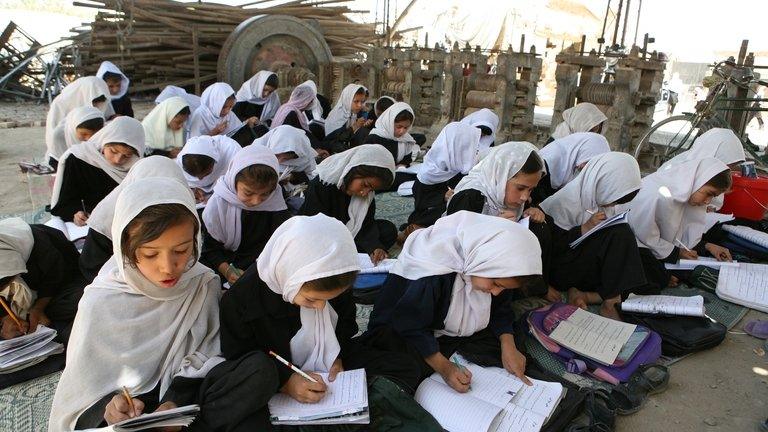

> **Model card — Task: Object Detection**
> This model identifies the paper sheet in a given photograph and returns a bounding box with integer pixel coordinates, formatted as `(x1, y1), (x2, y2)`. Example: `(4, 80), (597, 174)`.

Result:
(622, 294), (705, 317)
(45, 217), (89, 241)
(549, 308), (636, 365)
(268, 369), (368, 420)
(490, 403), (545, 432)
(722, 224), (768, 249)
(716, 263), (768, 313)
(397, 180), (415, 196)
(703, 212), (734, 231)
(414, 378), (502, 432)
(357, 253), (397, 274)
(395, 163), (422, 175)
(665, 257), (739, 271)
(569, 211), (629, 248)
(447, 355), (522, 408)
(518, 216), (530, 229)
(510, 379), (565, 419)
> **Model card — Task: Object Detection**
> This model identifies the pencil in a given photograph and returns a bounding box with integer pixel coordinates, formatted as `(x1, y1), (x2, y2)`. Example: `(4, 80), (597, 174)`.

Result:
(122, 386), (136, 416)
(0, 296), (25, 334)
(80, 199), (89, 217)
(269, 350), (319, 383)
(674, 238), (692, 252)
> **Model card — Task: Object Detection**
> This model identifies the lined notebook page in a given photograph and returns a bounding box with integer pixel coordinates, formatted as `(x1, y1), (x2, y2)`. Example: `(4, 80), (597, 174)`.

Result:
(569, 211), (628, 248)
(268, 369), (367, 419)
(716, 263), (768, 313)
(723, 224), (768, 249)
(549, 308), (636, 365)
(622, 294), (705, 317)
(414, 378), (502, 432)
(490, 404), (545, 432)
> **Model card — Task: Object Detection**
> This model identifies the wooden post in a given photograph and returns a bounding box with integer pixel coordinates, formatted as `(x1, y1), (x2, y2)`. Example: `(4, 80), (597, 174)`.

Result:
(192, 26), (200, 95)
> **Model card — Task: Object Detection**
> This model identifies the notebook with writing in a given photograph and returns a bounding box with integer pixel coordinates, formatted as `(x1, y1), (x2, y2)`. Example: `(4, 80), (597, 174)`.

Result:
(716, 263), (768, 313)
(569, 211), (629, 249)
(621, 294), (705, 317)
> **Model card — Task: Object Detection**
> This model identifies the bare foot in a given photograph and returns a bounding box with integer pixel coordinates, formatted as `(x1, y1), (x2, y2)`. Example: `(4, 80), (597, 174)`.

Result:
(544, 286), (563, 303)
(668, 275), (679, 287)
(397, 224), (423, 245)
(567, 287), (589, 310)
(599, 297), (623, 321)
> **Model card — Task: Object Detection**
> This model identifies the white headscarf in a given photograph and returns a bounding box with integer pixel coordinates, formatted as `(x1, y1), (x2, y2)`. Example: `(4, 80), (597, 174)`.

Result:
(315, 144), (395, 237)
(417, 121), (482, 185)
(96, 61), (130, 99)
(324, 84), (367, 134)
(142, 96), (189, 151)
(88, 156), (190, 239)
(539, 132), (611, 189)
(255, 125), (317, 179)
(156, 85), (201, 112)
(45, 76), (110, 161)
(257, 214), (360, 372)
(51, 116), (145, 207)
(203, 145), (287, 251)
(551, 103), (608, 140)
(461, 108), (500, 150)
(368, 102), (419, 164)
(176, 135), (241, 192)
(0, 218), (34, 279)
(188, 83), (241, 137)
(391, 211), (542, 337)
(48, 177), (223, 432)
(302, 80), (325, 121)
(540, 152), (641, 230)
(625, 157), (729, 258)
(450, 142), (542, 219)
(49, 106), (105, 161)
(235, 71), (280, 122)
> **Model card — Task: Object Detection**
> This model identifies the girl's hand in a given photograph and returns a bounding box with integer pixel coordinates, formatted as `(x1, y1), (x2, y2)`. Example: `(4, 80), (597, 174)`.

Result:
(168, 147), (182, 159)
(192, 188), (206, 204)
(523, 207), (545, 223)
(211, 121), (228, 135)
(444, 187), (455, 202)
(500, 334), (531, 385)
(438, 361), (472, 393)
(499, 209), (519, 220)
(679, 248), (699, 260)
(544, 286), (563, 303)
(155, 401), (181, 432)
(370, 249), (388, 265)
(352, 118), (366, 132)
(328, 358), (344, 381)
(0, 315), (28, 339)
(104, 393), (144, 424)
(315, 149), (330, 161)
(581, 211), (606, 234)
(281, 372), (327, 403)
(705, 243), (732, 262)
(27, 308), (50, 333)
(73, 211), (89, 226)
(363, 119), (374, 128)
(246, 116), (260, 128)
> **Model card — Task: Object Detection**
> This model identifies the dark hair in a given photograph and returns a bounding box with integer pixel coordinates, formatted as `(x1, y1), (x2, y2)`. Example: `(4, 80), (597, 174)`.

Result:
(343, 165), (394, 189)
(265, 74), (279, 89)
(477, 125), (492, 136)
(305, 270), (359, 292)
(614, 189), (639, 205)
(234, 164), (278, 190)
(92, 95), (107, 104)
(705, 169), (733, 192)
(517, 274), (547, 297)
(121, 203), (199, 267)
(518, 151), (544, 175)
(182, 154), (215, 177)
(175, 106), (191, 117)
(375, 97), (395, 114)
(104, 142), (139, 157)
(77, 117), (105, 132)
(393, 109), (414, 124)
(354, 87), (368, 97)
(102, 71), (123, 82)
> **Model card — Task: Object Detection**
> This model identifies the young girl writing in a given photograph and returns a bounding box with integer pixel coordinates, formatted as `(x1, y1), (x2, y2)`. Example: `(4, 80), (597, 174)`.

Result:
(256, 125), (317, 203)
(50, 116), (145, 225)
(96, 61), (133, 118)
(548, 102), (607, 143)
(141, 96), (190, 157)
(201, 145), (291, 285)
(363, 211), (545, 391)
(48, 106), (105, 165)
(233, 71), (280, 131)
(175, 135), (241, 204)
(299, 144), (397, 264)
(323, 84), (370, 153)
(539, 152), (646, 319)
(270, 83), (325, 151)
(460, 108), (499, 150)
(49, 177), (276, 431)
(188, 82), (258, 146)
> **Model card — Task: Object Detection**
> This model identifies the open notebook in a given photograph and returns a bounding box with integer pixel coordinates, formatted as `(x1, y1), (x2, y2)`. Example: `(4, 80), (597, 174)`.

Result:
(665, 257), (739, 271)
(569, 211), (628, 249)
(357, 253), (397, 274)
(621, 294), (705, 317)
(81, 404), (200, 431)
(0, 325), (63, 373)
(548, 308), (637, 365)
(722, 224), (768, 249)
(45, 216), (90, 241)
(268, 368), (369, 425)
(716, 263), (768, 313)
(414, 355), (564, 432)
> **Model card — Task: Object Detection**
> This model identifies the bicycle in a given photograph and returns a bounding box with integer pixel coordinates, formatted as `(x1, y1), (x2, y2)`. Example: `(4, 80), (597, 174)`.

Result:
(633, 60), (768, 173)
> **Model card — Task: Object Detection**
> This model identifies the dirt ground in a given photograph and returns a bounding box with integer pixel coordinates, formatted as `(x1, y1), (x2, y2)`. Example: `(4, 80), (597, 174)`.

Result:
(0, 101), (766, 431)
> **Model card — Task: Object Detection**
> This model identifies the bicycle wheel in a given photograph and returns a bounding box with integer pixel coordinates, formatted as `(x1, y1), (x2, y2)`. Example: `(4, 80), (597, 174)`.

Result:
(634, 114), (702, 173)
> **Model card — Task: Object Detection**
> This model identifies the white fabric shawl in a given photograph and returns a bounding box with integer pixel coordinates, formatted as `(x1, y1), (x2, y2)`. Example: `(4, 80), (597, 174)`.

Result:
(257, 214), (360, 371)
(88, 156), (190, 238)
(324, 83), (367, 134)
(48, 177), (222, 432)
(45, 76), (110, 161)
(176, 135), (241, 192)
(540, 152), (641, 230)
(315, 144), (395, 237)
(460, 108), (500, 149)
(188, 83), (241, 137)
(156, 85), (201, 112)
(255, 125), (317, 179)
(368, 102), (419, 164)
(625, 157), (729, 258)
(449, 141), (542, 219)
(539, 132), (610, 189)
(203, 145), (287, 251)
(96, 61), (130, 99)
(551, 103), (608, 140)
(49, 106), (105, 161)
(51, 116), (146, 207)
(0, 218), (34, 279)
(142, 96), (189, 151)
(417, 121), (482, 185)
(391, 211), (542, 338)
(235, 71), (280, 122)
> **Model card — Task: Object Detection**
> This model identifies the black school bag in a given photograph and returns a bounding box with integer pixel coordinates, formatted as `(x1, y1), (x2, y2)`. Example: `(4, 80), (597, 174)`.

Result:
(619, 312), (727, 357)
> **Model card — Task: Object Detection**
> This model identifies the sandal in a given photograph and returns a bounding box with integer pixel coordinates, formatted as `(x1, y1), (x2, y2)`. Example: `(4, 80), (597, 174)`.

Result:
(630, 364), (670, 396)
(608, 364), (670, 415)
(565, 389), (615, 431)
(744, 320), (768, 339)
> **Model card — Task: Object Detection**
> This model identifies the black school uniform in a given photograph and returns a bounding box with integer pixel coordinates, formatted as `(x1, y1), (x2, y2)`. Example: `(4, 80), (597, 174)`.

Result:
(110, 94), (134, 118)
(232, 101), (270, 138)
(219, 264), (421, 392)
(49, 155), (119, 222)
(530, 161), (557, 207)
(362, 273), (516, 379)
(281, 111), (327, 152)
(299, 177), (397, 253)
(362, 134), (417, 191)
(407, 173), (465, 227)
(446, 188), (553, 286)
(201, 209), (291, 279)
(78, 229), (113, 283)
(323, 116), (369, 155)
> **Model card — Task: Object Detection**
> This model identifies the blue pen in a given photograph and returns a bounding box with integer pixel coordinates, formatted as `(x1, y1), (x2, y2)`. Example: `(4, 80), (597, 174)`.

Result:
(451, 358), (472, 390)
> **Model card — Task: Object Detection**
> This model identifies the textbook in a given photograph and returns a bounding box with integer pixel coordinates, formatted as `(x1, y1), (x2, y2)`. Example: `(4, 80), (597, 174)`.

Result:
(569, 211), (629, 249)
(548, 308), (636, 365)
(45, 216), (90, 241)
(716, 263), (768, 313)
(621, 294), (705, 317)
(0, 325), (63, 373)
(268, 368), (369, 425)
(414, 355), (564, 432)
(81, 404), (200, 431)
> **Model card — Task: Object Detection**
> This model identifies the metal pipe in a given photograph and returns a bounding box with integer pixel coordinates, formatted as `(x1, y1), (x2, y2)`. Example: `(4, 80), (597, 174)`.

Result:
(599, 0), (612, 54)
(621, 0), (631, 47)
(633, 0), (642, 46)
(612, 0), (624, 47)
